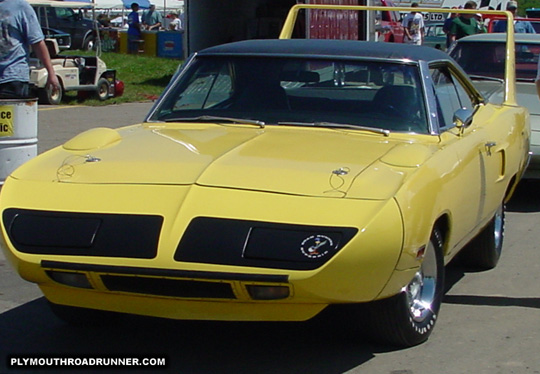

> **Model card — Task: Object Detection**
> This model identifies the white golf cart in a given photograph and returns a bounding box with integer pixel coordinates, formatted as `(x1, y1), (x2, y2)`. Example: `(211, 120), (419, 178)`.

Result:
(28, 0), (123, 105)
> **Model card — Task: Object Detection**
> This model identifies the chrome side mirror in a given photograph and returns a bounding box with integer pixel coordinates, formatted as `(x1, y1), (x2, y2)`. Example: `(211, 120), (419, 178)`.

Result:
(453, 108), (473, 129)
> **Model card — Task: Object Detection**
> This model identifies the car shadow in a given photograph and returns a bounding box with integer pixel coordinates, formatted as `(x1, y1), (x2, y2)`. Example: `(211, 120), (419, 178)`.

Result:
(507, 179), (540, 213)
(443, 265), (540, 310)
(1, 298), (380, 374)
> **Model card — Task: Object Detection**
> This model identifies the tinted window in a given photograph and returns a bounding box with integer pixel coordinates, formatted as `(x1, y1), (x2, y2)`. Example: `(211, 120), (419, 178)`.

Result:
(152, 57), (429, 133)
(451, 41), (539, 80)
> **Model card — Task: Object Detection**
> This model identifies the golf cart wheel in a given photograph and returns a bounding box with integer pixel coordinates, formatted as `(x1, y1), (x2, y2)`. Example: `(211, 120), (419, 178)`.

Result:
(38, 81), (63, 105)
(96, 78), (110, 101)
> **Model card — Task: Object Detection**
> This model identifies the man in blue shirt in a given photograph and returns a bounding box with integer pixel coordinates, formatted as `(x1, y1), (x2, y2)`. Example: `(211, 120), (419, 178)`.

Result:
(127, 2), (142, 54)
(493, 1), (536, 33)
(0, 0), (59, 98)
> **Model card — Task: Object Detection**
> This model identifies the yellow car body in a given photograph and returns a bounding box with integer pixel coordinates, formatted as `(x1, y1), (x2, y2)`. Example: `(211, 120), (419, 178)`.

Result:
(0, 6), (530, 347)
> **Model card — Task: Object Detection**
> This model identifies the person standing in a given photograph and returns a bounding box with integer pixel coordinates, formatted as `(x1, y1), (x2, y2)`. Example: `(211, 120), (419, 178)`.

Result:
(142, 4), (162, 31)
(127, 2), (142, 54)
(493, 1), (536, 33)
(443, 7), (458, 48)
(449, 1), (484, 44)
(0, 0), (59, 99)
(402, 2), (425, 45)
(168, 12), (183, 32)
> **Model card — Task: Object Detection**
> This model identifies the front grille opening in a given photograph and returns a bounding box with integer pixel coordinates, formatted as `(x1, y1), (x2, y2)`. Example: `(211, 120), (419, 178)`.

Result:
(101, 275), (236, 299)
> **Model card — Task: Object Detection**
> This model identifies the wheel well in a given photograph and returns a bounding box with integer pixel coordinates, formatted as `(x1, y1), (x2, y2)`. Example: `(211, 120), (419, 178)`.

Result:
(433, 214), (450, 255)
(504, 174), (519, 203)
(82, 32), (96, 49)
(83, 31), (94, 42)
(56, 75), (64, 89)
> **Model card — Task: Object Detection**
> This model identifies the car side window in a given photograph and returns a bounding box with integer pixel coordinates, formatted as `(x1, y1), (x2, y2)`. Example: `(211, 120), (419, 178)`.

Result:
(430, 67), (473, 130)
(55, 8), (74, 19)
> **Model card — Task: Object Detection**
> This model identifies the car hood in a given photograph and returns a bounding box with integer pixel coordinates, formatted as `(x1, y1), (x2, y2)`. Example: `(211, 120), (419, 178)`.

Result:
(12, 123), (434, 200)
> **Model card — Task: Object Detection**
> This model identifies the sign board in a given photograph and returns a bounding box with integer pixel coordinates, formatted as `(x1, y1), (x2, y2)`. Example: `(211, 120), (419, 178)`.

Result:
(423, 12), (446, 21)
(0, 106), (14, 138)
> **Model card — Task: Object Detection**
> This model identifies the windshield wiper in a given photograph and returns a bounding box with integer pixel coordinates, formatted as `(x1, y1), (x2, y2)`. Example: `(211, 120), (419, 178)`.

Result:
(165, 115), (265, 128)
(278, 121), (390, 136)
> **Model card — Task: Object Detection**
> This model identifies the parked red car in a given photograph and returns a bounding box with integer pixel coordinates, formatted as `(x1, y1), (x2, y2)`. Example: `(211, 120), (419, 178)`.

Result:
(306, 0), (404, 43)
(375, 0), (405, 43)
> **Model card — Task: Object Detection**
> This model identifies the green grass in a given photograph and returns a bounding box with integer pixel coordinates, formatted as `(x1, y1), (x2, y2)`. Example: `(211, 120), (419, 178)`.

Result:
(62, 52), (182, 106)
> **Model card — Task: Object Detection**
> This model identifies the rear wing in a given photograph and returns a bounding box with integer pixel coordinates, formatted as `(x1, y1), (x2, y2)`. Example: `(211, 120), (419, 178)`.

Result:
(280, 4), (518, 106)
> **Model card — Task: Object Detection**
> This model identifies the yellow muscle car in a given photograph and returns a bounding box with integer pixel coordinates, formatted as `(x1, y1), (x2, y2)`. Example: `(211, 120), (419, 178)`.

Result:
(0, 6), (529, 347)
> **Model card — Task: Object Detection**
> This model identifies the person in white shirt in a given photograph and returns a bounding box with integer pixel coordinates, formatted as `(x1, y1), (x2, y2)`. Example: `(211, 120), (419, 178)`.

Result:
(169, 12), (182, 32)
(402, 2), (425, 45)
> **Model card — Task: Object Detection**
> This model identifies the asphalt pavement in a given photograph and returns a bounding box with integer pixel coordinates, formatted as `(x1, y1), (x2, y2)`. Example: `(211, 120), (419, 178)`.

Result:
(36, 102), (155, 154)
(0, 102), (539, 374)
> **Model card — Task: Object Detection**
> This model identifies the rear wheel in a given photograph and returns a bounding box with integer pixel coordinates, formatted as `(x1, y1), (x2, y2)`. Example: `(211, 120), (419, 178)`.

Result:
(458, 203), (504, 269)
(96, 78), (110, 101)
(38, 81), (62, 105)
(364, 228), (445, 347)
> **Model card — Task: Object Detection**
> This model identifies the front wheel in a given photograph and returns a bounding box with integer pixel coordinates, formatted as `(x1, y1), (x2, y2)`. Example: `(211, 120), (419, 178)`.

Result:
(364, 228), (445, 347)
(82, 35), (95, 51)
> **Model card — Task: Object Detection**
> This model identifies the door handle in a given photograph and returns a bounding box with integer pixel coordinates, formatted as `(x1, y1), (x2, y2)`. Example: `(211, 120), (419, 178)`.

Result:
(485, 142), (496, 156)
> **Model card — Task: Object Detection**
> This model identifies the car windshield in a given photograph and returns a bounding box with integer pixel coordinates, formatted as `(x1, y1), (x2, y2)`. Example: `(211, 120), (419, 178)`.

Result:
(150, 56), (429, 134)
(426, 24), (445, 37)
(451, 41), (540, 81)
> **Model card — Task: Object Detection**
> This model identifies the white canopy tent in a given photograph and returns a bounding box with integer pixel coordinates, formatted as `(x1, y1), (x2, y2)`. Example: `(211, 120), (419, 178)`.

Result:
(93, 0), (124, 9)
(94, 0), (183, 11)
(27, 0), (94, 7)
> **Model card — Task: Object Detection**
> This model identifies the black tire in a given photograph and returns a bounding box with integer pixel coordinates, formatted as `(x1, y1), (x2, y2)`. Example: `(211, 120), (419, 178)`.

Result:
(458, 203), (504, 270)
(38, 81), (62, 105)
(48, 301), (122, 326)
(82, 35), (95, 51)
(364, 228), (445, 347)
(96, 78), (110, 101)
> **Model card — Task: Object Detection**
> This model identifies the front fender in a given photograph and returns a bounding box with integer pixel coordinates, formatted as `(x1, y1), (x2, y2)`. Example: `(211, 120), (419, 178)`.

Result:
(291, 198), (404, 302)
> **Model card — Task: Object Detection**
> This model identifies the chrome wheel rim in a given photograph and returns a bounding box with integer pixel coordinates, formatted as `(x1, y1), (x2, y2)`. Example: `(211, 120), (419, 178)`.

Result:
(493, 205), (504, 252)
(405, 240), (438, 323)
(49, 86), (61, 102)
(99, 84), (108, 98)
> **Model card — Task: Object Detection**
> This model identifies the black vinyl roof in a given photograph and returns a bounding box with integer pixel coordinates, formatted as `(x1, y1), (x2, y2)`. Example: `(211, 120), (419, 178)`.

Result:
(198, 39), (453, 63)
